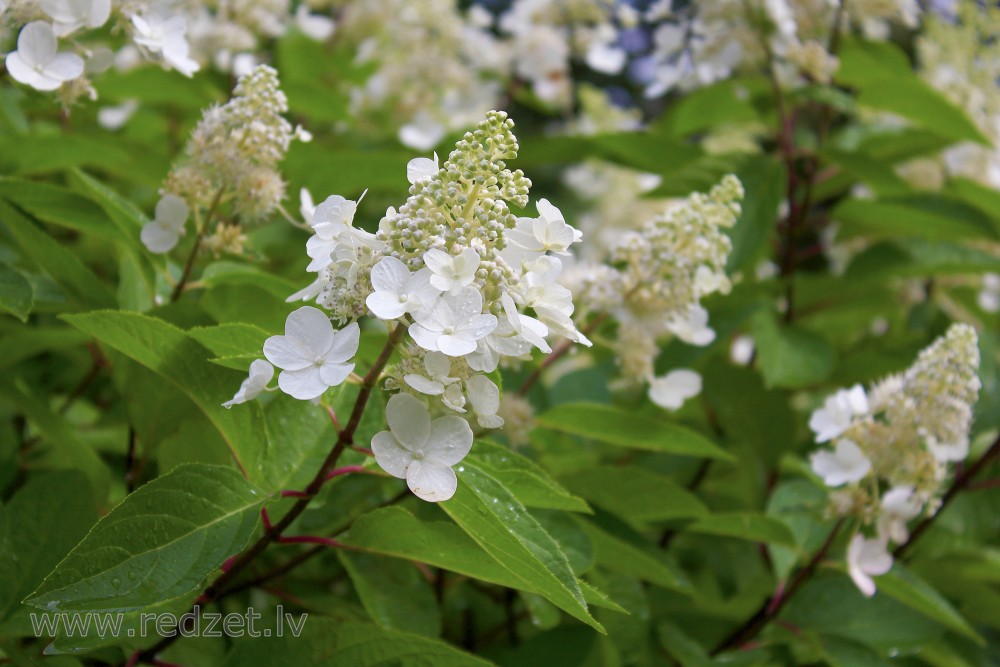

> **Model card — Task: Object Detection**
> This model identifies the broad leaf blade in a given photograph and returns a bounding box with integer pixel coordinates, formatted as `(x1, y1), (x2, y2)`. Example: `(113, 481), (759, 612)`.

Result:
(26, 464), (264, 613)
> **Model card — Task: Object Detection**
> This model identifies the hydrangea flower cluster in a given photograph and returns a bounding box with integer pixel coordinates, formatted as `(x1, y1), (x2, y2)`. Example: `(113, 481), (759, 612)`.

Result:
(141, 64), (306, 254)
(566, 174), (743, 409)
(227, 111), (590, 502)
(808, 323), (981, 596)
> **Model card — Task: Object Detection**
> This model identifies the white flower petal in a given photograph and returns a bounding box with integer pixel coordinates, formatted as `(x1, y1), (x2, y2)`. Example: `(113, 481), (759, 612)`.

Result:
(155, 194), (189, 230)
(425, 416), (473, 467)
(43, 51), (84, 81)
(325, 321), (360, 363)
(404, 374), (445, 395)
(371, 431), (412, 479)
(649, 369), (702, 411)
(318, 361), (353, 387)
(438, 334), (478, 357)
(406, 155), (438, 185)
(285, 306), (336, 357)
(366, 291), (407, 320)
(277, 367), (328, 400)
(18, 22), (57, 68)
(386, 392), (431, 450)
(140, 222), (179, 254)
(810, 438), (871, 487)
(406, 460), (458, 502)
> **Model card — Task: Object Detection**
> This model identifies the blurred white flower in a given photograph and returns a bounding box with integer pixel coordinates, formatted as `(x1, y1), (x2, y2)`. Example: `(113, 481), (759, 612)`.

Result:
(222, 359), (274, 408)
(366, 256), (441, 320)
(585, 41), (626, 74)
(140, 194), (188, 254)
(877, 486), (923, 544)
(263, 307), (359, 400)
(649, 369), (702, 411)
(809, 385), (869, 443)
(371, 393), (473, 502)
(978, 273), (1000, 313)
(97, 99), (139, 130)
(810, 438), (871, 487)
(6, 21), (85, 91)
(299, 188), (317, 225)
(847, 534), (893, 597)
(666, 304), (716, 346)
(730, 335), (755, 366)
(409, 287), (497, 357)
(40, 0), (110, 36)
(131, 14), (199, 77)
(295, 4), (335, 41)
(424, 247), (481, 295)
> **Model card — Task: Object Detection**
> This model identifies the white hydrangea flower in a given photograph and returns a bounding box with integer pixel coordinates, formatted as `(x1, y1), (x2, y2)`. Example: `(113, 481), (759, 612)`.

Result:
(404, 351), (460, 396)
(585, 41), (627, 74)
(877, 486), (923, 544)
(666, 304), (716, 346)
(40, 0), (110, 36)
(97, 99), (139, 131)
(294, 4), (335, 41)
(371, 393), (474, 502)
(408, 287), (497, 357)
(222, 359), (274, 408)
(263, 307), (359, 400)
(366, 256), (441, 320)
(648, 369), (702, 411)
(500, 293), (550, 353)
(730, 335), (755, 366)
(131, 14), (199, 77)
(140, 195), (188, 254)
(508, 199), (582, 257)
(406, 153), (439, 185)
(809, 385), (869, 443)
(424, 248), (481, 295)
(6, 22), (85, 91)
(306, 194), (363, 271)
(467, 374), (504, 429)
(299, 188), (317, 226)
(810, 438), (871, 487)
(847, 534), (893, 597)
(977, 273), (1000, 313)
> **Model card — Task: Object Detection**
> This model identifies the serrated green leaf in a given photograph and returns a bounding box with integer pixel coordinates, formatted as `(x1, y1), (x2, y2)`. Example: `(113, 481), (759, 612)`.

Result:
(467, 441), (590, 512)
(443, 462), (602, 632)
(561, 467), (707, 526)
(26, 464), (264, 613)
(534, 403), (732, 460)
(577, 517), (689, 592)
(62, 311), (273, 486)
(187, 322), (269, 359)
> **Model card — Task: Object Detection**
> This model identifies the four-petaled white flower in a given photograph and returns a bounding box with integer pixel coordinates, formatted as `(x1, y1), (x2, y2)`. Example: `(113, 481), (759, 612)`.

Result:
(306, 193), (364, 271)
(809, 385), (869, 443)
(366, 256), (441, 320)
(409, 287), (497, 357)
(263, 307), (359, 400)
(131, 14), (199, 77)
(406, 153), (439, 185)
(223, 359), (274, 408)
(40, 0), (110, 36)
(6, 21), (85, 91)
(140, 194), (188, 254)
(509, 199), (582, 256)
(424, 247), (481, 295)
(648, 369), (702, 411)
(810, 438), (871, 487)
(878, 486), (923, 544)
(847, 534), (893, 597)
(371, 393), (473, 502)
(404, 351), (459, 396)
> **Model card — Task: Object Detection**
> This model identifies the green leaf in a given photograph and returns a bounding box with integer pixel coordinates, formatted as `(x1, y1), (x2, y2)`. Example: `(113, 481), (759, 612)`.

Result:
(26, 464), (264, 613)
(0, 380), (110, 495)
(534, 403), (732, 460)
(833, 196), (997, 242)
(655, 80), (761, 139)
(187, 323), (269, 359)
(222, 618), (493, 667)
(200, 262), (301, 300)
(62, 311), (270, 487)
(726, 156), (785, 273)
(0, 471), (98, 624)
(467, 440), (590, 512)
(338, 551), (440, 637)
(836, 38), (911, 87)
(561, 467), (707, 526)
(876, 564), (983, 645)
(846, 238), (1000, 281)
(0, 200), (116, 309)
(751, 310), (835, 389)
(683, 512), (796, 547)
(577, 517), (689, 592)
(442, 462), (602, 631)
(0, 265), (32, 322)
(856, 78), (988, 145)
